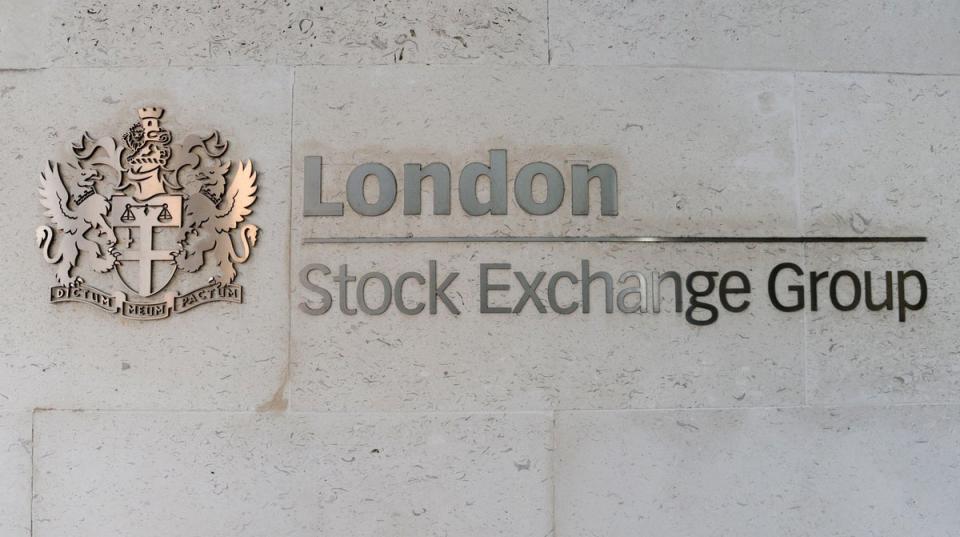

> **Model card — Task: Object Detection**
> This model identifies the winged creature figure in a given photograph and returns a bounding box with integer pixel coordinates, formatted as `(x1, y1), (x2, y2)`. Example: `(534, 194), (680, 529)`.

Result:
(36, 161), (119, 285)
(173, 159), (259, 284)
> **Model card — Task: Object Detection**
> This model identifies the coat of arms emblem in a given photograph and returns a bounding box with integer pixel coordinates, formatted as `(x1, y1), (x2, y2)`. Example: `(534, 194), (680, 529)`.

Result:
(36, 107), (259, 320)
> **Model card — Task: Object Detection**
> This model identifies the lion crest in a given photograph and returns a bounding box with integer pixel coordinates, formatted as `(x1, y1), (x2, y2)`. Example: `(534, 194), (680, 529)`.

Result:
(36, 106), (260, 320)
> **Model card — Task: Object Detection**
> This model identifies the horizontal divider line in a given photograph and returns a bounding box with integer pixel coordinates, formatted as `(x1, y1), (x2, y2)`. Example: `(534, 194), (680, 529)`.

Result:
(302, 235), (927, 244)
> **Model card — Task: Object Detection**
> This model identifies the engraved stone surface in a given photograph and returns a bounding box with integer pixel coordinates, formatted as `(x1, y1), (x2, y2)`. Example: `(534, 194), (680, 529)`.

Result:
(798, 73), (960, 405)
(0, 66), (292, 411)
(45, 0), (547, 67)
(33, 411), (553, 537)
(556, 406), (960, 536)
(0, 413), (31, 537)
(550, 0), (960, 74)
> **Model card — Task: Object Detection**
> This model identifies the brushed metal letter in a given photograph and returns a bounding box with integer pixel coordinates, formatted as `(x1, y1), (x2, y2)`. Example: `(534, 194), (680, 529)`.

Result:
(580, 260), (613, 313)
(403, 163), (451, 215)
(768, 263), (804, 312)
(347, 163), (397, 216)
(332, 264), (357, 315)
(357, 272), (392, 315)
(653, 271), (682, 314)
(395, 272), (426, 315)
(515, 162), (564, 215)
(829, 270), (862, 311)
(686, 271), (720, 325)
(897, 270), (926, 322)
(547, 271), (579, 314)
(616, 271), (647, 313)
(430, 260), (460, 314)
(572, 163), (618, 215)
(298, 263), (332, 315)
(719, 271), (751, 312)
(459, 150), (508, 216)
(864, 271), (894, 311)
(513, 271), (547, 313)
(480, 263), (512, 313)
(303, 156), (344, 216)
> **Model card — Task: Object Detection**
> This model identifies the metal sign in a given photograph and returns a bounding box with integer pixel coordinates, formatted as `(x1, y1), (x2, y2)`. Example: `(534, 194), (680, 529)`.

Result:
(298, 155), (929, 326)
(36, 107), (259, 320)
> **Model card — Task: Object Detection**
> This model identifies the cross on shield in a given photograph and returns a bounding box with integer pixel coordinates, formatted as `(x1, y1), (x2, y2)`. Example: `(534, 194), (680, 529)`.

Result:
(108, 194), (183, 297)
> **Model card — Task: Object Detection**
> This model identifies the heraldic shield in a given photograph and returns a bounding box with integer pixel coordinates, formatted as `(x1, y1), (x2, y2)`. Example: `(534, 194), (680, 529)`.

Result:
(108, 194), (183, 297)
(36, 107), (259, 320)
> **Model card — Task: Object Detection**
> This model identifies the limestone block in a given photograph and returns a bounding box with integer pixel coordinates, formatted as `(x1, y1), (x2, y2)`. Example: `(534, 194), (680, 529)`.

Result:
(556, 406), (960, 536)
(550, 0), (960, 74)
(47, 0), (547, 66)
(798, 73), (960, 404)
(0, 413), (31, 537)
(0, 0), (49, 68)
(0, 66), (292, 411)
(33, 411), (553, 537)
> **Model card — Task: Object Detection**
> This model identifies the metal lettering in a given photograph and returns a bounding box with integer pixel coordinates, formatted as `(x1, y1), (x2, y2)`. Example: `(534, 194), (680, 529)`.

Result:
(514, 162), (564, 216)
(809, 270), (830, 311)
(403, 163), (451, 215)
(829, 270), (862, 311)
(357, 272), (392, 315)
(347, 163), (397, 216)
(719, 271), (751, 312)
(299, 263), (332, 315)
(768, 262), (804, 312)
(513, 271), (547, 313)
(864, 271), (894, 311)
(459, 149), (508, 216)
(547, 271), (579, 314)
(580, 260), (613, 313)
(572, 163), (618, 215)
(333, 264), (357, 315)
(897, 270), (926, 322)
(480, 263), (511, 313)
(686, 271), (719, 326)
(616, 271), (647, 313)
(395, 272), (426, 315)
(303, 156), (344, 216)
(654, 271), (683, 314)
(430, 260), (460, 314)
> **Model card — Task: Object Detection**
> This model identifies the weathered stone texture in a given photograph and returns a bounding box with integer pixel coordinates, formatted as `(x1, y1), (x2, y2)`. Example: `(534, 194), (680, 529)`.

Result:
(798, 73), (960, 405)
(42, 0), (546, 67)
(551, 0), (960, 74)
(33, 411), (553, 537)
(557, 406), (960, 536)
(0, 413), (31, 537)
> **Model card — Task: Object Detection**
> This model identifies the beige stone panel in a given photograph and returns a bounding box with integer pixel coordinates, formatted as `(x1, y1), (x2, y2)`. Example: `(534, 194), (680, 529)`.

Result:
(0, 66), (291, 411)
(0, 0), (49, 68)
(0, 413), (31, 537)
(556, 406), (960, 537)
(46, 0), (546, 67)
(550, 0), (960, 74)
(33, 410), (553, 537)
(293, 65), (797, 238)
(799, 73), (960, 404)
(291, 242), (803, 411)
(802, 243), (951, 405)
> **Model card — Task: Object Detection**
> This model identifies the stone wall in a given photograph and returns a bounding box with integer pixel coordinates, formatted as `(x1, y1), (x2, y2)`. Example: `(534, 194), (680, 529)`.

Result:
(2, 1), (960, 535)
